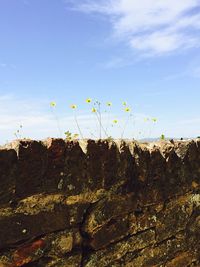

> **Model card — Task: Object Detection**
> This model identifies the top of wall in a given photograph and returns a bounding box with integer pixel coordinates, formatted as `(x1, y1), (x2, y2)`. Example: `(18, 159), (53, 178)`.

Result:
(0, 138), (200, 208)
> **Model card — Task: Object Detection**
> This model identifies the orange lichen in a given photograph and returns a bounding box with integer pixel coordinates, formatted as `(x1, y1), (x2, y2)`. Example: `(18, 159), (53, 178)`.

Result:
(10, 239), (45, 267)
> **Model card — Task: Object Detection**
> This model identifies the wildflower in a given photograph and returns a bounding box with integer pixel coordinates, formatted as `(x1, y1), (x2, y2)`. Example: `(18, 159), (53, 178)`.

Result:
(113, 119), (118, 124)
(144, 118), (149, 122)
(86, 98), (92, 103)
(152, 118), (157, 123)
(73, 133), (79, 139)
(50, 101), (56, 107)
(124, 107), (131, 112)
(92, 107), (97, 113)
(122, 101), (127, 106)
(70, 104), (77, 109)
(107, 102), (112, 107)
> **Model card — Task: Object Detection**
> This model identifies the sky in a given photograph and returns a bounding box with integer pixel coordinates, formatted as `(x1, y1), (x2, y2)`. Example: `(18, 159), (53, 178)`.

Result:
(0, 0), (200, 144)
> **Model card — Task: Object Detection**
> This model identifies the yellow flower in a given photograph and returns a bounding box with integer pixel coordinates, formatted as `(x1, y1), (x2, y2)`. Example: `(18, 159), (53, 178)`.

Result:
(92, 107), (97, 113)
(113, 119), (118, 124)
(122, 101), (127, 106)
(107, 102), (112, 107)
(50, 101), (56, 107)
(70, 104), (77, 109)
(125, 107), (131, 112)
(73, 133), (79, 139)
(152, 118), (157, 123)
(86, 98), (92, 103)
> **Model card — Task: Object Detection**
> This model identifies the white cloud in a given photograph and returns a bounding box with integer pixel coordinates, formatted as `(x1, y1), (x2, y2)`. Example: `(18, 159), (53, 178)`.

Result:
(70, 0), (200, 55)
(130, 32), (182, 54)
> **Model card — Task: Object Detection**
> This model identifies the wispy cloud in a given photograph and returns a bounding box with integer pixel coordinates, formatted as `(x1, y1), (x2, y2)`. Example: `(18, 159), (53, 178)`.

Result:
(0, 94), (51, 133)
(179, 117), (200, 124)
(0, 63), (7, 68)
(192, 66), (200, 77)
(100, 56), (133, 69)
(69, 0), (200, 56)
(0, 63), (16, 69)
(163, 61), (200, 80)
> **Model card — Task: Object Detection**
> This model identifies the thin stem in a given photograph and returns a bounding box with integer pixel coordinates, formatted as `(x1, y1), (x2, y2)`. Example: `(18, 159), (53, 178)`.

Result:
(51, 108), (62, 138)
(131, 114), (136, 139)
(74, 111), (84, 139)
(14, 133), (19, 139)
(105, 108), (111, 134)
(55, 115), (62, 138)
(121, 114), (131, 139)
(14, 124), (23, 139)
(93, 101), (108, 139)
(98, 102), (102, 139)
(95, 110), (109, 138)
(90, 131), (98, 139)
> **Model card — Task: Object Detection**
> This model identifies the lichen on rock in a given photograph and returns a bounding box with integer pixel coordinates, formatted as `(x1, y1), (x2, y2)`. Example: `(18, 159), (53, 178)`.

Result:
(0, 138), (199, 266)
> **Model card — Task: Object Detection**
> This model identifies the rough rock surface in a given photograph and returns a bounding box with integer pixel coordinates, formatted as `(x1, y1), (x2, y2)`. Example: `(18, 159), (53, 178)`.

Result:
(0, 138), (200, 267)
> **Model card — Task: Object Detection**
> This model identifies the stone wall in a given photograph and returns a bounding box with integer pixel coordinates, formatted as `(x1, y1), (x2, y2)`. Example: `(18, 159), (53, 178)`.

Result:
(0, 138), (199, 267)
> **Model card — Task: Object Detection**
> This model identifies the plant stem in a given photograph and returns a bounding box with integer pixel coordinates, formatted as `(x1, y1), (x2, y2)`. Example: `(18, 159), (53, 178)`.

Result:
(121, 114), (131, 139)
(51, 108), (62, 138)
(105, 109), (111, 135)
(74, 111), (84, 139)
(95, 110), (109, 138)
(90, 132), (98, 139)
(55, 115), (62, 138)
(131, 114), (136, 139)
(98, 102), (102, 139)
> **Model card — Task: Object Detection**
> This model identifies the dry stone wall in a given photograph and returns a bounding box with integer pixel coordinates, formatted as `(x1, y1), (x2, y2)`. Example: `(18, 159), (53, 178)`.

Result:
(0, 138), (200, 267)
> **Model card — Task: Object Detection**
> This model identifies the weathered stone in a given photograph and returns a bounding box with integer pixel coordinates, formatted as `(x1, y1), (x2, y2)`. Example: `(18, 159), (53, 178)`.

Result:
(43, 139), (66, 193)
(133, 207), (157, 233)
(123, 233), (186, 266)
(42, 252), (82, 267)
(0, 238), (46, 267)
(0, 148), (17, 206)
(164, 251), (198, 267)
(46, 229), (82, 257)
(186, 207), (200, 256)
(83, 194), (136, 236)
(61, 141), (88, 195)
(132, 143), (150, 183)
(156, 194), (194, 242)
(16, 140), (48, 199)
(0, 138), (199, 266)
(83, 229), (155, 267)
(117, 142), (136, 194)
(0, 196), (89, 249)
(89, 215), (130, 250)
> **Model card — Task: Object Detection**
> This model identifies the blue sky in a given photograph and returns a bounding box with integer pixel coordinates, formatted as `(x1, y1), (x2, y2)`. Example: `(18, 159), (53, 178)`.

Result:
(0, 0), (200, 143)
